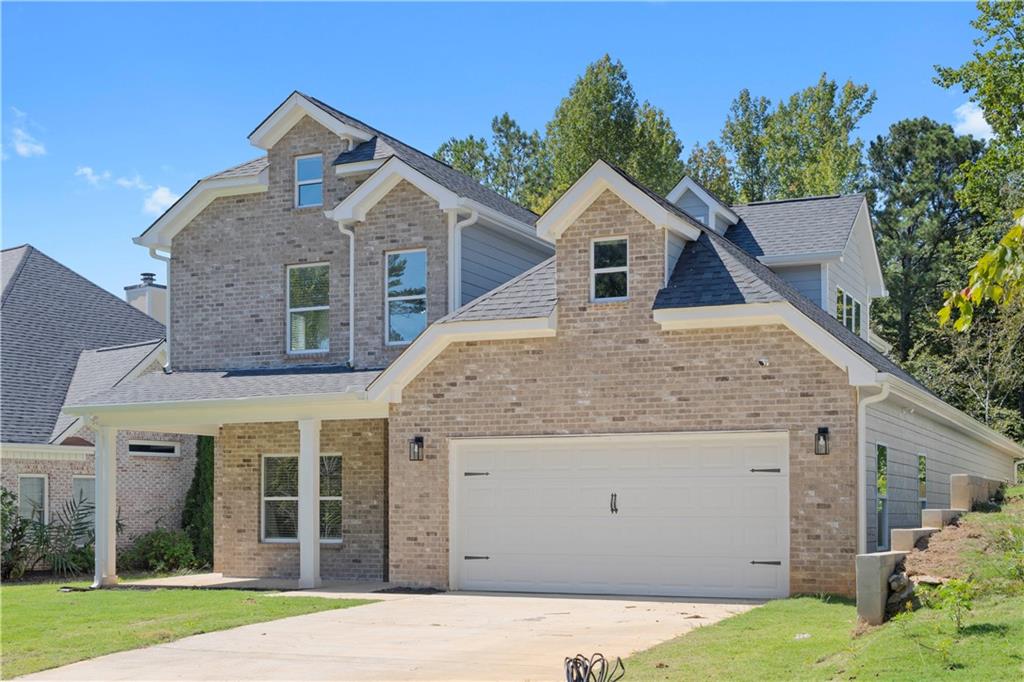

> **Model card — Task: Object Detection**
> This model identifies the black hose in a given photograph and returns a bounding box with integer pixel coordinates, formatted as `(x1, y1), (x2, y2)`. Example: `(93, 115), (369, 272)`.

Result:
(565, 653), (625, 682)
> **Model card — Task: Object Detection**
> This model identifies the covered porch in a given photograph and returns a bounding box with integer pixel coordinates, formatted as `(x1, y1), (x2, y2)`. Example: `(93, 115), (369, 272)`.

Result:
(62, 366), (389, 590)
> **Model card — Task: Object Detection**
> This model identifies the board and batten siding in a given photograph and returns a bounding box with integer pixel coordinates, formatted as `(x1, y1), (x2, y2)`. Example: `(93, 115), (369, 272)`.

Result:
(772, 264), (822, 306)
(864, 399), (1016, 550)
(460, 225), (552, 305)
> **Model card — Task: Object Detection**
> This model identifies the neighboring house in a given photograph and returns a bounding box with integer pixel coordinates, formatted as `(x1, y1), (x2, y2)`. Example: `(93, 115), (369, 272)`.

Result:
(66, 92), (1023, 598)
(0, 245), (196, 545)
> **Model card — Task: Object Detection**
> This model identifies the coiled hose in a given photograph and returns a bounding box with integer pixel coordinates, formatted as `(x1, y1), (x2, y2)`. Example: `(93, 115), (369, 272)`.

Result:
(565, 653), (625, 682)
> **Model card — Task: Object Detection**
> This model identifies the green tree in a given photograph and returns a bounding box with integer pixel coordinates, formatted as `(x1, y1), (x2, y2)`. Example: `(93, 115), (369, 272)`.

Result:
(867, 118), (985, 360)
(181, 435), (214, 566)
(721, 89), (771, 202)
(683, 140), (736, 204)
(624, 102), (685, 197)
(488, 113), (548, 208)
(435, 135), (491, 186)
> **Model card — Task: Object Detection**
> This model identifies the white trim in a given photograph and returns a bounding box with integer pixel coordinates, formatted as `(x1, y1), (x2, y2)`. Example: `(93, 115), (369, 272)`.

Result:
(249, 92), (372, 151)
(666, 176), (739, 225)
(845, 201), (887, 298)
(759, 251), (844, 267)
(536, 161), (701, 244)
(17, 473), (48, 524)
(286, 263), (331, 355)
(134, 171), (268, 252)
(1, 443), (93, 461)
(384, 248), (428, 348)
(260, 452), (344, 545)
(294, 153), (324, 209)
(590, 236), (629, 303)
(326, 157), (461, 224)
(127, 440), (180, 457)
(334, 159), (385, 176)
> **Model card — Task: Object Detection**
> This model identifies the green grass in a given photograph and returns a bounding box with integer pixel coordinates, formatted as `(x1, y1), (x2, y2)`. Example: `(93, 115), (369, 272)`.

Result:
(0, 582), (372, 678)
(626, 495), (1024, 681)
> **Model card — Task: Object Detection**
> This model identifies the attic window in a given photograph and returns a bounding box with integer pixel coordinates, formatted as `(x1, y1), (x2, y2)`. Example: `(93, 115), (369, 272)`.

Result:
(835, 287), (862, 335)
(592, 238), (628, 302)
(295, 154), (323, 208)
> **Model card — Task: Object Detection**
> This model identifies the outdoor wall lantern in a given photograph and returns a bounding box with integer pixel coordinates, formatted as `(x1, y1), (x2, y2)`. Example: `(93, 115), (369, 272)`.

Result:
(409, 435), (424, 461)
(815, 427), (830, 456)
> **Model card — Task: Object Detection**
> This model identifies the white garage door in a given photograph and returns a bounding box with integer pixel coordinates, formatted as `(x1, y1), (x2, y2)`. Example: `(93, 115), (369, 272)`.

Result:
(450, 432), (789, 599)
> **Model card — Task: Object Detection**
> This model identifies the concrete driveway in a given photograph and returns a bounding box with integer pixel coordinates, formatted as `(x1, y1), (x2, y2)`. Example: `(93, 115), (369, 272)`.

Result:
(21, 591), (758, 681)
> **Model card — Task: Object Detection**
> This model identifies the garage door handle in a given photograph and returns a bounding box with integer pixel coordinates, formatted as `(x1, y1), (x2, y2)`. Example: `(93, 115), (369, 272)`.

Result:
(750, 560), (782, 566)
(610, 493), (618, 514)
(464, 555), (490, 560)
(750, 468), (781, 473)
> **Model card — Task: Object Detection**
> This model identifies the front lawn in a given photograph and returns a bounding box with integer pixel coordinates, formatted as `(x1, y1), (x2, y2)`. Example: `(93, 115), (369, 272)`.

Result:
(627, 490), (1024, 680)
(0, 582), (372, 678)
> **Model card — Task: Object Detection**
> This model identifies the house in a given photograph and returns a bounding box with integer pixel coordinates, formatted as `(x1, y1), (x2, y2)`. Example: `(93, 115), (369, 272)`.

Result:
(64, 92), (1023, 598)
(0, 245), (196, 544)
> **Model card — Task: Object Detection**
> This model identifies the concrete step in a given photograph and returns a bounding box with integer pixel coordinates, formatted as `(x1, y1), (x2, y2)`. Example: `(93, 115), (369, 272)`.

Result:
(921, 508), (967, 528)
(891, 527), (940, 552)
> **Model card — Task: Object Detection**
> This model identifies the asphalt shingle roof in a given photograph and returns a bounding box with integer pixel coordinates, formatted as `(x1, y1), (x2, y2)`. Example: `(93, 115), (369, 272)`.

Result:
(728, 194), (864, 259)
(655, 233), (783, 308)
(207, 156), (269, 180)
(446, 257), (557, 322)
(69, 366), (381, 406)
(50, 340), (164, 443)
(1, 245), (167, 443)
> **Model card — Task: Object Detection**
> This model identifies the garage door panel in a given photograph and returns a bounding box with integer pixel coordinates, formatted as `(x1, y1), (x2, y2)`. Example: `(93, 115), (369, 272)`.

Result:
(453, 433), (790, 599)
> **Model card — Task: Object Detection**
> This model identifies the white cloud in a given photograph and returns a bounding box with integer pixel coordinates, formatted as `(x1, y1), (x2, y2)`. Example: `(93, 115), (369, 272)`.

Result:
(115, 174), (151, 190)
(75, 165), (111, 186)
(11, 128), (46, 157)
(143, 186), (179, 215)
(952, 102), (995, 140)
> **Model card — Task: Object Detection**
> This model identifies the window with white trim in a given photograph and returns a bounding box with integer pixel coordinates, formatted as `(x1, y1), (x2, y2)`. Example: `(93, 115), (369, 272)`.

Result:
(876, 444), (889, 550)
(261, 454), (343, 542)
(73, 476), (96, 528)
(294, 154), (323, 208)
(918, 455), (927, 513)
(18, 475), (47, 524)
(128, 440), (180, 457)
(287, 264), (330, 353)
(386, 249), (427, 345)
(592, 237), (628, 302)
(835, 287), (862, 334)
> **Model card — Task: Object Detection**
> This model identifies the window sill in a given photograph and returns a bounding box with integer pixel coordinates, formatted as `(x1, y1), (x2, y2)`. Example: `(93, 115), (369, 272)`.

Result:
(261, 539), (344, 546)
(292, 204), (324, 213)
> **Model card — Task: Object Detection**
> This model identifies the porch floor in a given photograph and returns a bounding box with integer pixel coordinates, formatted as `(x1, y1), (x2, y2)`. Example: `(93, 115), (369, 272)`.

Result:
(124, 573), (403, 600)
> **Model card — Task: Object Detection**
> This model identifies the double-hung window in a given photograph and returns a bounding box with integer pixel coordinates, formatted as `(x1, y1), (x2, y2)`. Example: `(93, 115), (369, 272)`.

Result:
(287, 264), (330, 353)
(592, 237), (628, 302)
(835, 287), (862, 334)
(295, 154), (323, 208)
(73, 476), (96, 535)
(261, 454), (343, 543)
(18, 475), (47, 524)
(386, 249), (427, 345)
(876, 444), (889, 550)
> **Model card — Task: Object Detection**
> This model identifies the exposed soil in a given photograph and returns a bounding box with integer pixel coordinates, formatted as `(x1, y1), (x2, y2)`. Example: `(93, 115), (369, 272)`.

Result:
(903, 517), (985, 580)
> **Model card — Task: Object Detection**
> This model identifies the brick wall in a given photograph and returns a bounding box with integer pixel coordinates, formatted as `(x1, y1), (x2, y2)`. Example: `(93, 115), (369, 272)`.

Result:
(0, 430), (197, 549)
(213, 419), (387, 579)
(388, 190), (860, 597)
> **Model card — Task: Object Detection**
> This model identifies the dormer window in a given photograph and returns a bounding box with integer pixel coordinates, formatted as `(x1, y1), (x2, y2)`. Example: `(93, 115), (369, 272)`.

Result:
(592, 238), (628, 302)
(836, 287), (862, 335)
(295, 154), (323, 208)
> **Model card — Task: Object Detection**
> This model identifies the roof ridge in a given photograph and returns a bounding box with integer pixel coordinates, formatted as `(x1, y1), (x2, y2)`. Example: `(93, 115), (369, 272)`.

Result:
(203, 155), (268, 180)
(1, 243), (32, 253)
(88, 338), (165, 354)
(732, 193), (863, 207)
(1, 244), (34, 306)
(444, 256), (556, 322)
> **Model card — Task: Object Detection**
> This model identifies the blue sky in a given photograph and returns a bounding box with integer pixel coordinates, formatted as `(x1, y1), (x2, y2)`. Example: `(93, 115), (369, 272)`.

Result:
(2, 2), (989, 296)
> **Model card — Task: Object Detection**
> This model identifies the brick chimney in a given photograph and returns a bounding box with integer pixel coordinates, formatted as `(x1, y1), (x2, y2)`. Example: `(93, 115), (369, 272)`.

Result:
(124, 272), (167, 324)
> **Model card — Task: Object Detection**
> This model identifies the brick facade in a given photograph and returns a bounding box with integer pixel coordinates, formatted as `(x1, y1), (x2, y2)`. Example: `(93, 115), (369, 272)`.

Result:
(1, 430), (197, 548)
(387, 190), (860, 597)
(213, 419), (387, 579)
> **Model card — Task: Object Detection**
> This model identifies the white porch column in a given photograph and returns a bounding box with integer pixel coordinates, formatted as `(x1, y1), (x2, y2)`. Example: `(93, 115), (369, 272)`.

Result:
(92, 425), (118, 588)
(297, 419), (322, 588)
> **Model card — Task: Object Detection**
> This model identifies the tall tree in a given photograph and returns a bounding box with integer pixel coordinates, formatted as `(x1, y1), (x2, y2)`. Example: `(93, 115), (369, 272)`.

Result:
(867, 118), (985, 360)
(625, 102), (685, 197)
(435, 134), (490, 185)
(721, 90), (771, 202)
(488, 114), (548, 209)
(683, 140), (736, 204)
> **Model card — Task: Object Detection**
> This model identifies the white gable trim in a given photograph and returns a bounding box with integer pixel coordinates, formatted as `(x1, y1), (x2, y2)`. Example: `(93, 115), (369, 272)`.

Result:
(845, 201), (887, 297)
(334, 159), (386, 176)
(135, 172), (268, 251)
(666, 176), (739, 227)
(366, 313), (558, 403)
(536, 161), (702, 244)
(326, 157), (460, 223)
(0, 443), (93, 462)
(249, 92), (373, 151)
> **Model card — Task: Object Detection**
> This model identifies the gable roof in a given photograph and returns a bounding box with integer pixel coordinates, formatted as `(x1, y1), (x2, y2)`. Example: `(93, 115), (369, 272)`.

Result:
(446, 257), (557, 323)
(50, 340), (164, 444)
(728, 194), (865, 260)
(0, 245), (166, 444)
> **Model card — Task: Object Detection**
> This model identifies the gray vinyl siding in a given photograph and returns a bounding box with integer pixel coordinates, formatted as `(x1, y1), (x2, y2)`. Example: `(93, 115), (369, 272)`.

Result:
(864, 399), (1016, 550)
(676, 189), (709, 225)
(714, 214), (730, 234)
(461, 225), (552, 305)
(828, 224), (871, 341)
(666, 232), (685, 281)
(772, 264), (821, 306)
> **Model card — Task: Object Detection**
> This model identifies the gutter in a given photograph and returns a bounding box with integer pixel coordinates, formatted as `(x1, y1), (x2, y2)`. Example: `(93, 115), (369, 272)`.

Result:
(447, 208), (479, 312)
(338, 222), (356, 366)
(856, 383), (890, 554)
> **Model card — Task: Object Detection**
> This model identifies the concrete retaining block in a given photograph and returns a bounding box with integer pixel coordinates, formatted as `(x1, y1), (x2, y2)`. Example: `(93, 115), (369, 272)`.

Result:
(856, 551), (907, 625)
(950, 474), (1004, 510)
(921, 508), (965, 528)
(891, 527), (940, 552)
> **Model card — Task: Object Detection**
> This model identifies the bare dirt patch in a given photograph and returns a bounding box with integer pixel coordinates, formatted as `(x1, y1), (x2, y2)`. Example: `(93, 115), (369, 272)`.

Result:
(903, 518), (985, 579)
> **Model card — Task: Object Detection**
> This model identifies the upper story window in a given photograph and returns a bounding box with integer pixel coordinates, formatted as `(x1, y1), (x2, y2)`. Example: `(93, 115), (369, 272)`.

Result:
(835, 287), (862, 334)
(294, 154), (323, 208)
(592, 237), (628, 302)
(288, 263), (329, 354)
(386, 249), (427, 345)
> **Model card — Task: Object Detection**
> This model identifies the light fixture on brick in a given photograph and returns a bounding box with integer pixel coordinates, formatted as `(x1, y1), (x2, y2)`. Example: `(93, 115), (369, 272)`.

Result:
(815, 427), (830, 455)
(409, 435), (424, 461)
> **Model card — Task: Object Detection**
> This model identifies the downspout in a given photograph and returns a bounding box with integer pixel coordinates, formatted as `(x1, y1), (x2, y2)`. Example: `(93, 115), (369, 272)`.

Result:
(148, 248), (172, 371)
(447, 208), (479, 313)
(857, 379), (890, 554)
(339, 222), (356, 367)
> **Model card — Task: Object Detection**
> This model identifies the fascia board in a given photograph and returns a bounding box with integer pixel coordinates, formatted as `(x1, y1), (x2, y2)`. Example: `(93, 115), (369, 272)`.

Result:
(326, 158), (460, 223)
(334, 159), (386, 176)
(757, 252), (843, 266)
(249, 93), (373, 150)
(666, 177), (739, 223)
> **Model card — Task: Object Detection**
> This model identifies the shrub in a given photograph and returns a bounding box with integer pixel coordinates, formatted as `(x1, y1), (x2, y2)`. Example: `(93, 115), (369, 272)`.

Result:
(33, 495), (96, 577)
(181, 435), (214, 566)
(928, 578), (976, 632)
(122, 528), (196, 573)
(1, 487), (30, 580)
